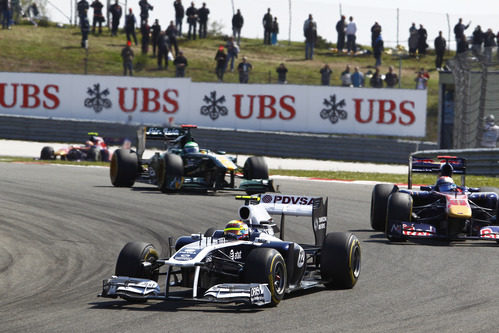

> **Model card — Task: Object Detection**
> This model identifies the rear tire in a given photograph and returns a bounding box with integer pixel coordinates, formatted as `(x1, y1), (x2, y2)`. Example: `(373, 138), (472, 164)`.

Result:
(243, 248), (287, 306)
(320, 232), (361, 289)
(158, 153), (184, 192)
(110, 149), (138, 187)
(370, 184), (396, 231)
(386, 192), (412, 242)
(40, 146), (55, 160)
(243, 156), (269, 180)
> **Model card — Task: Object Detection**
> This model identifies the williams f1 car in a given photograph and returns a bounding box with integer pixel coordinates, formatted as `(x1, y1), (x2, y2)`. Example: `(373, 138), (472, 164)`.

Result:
(110, 125), (274, 194)
(40, 132), (111, 162)
(370, 155), (499, 242)
(99, 194), (361, 306)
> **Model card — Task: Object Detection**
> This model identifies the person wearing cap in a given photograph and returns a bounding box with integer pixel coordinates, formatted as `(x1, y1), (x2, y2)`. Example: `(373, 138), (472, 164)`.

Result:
(174, 50), (188, 77)
(214, 46), (227, 82)
(481, 115), (499, 148)
(121, 40), (134, 76)
(237, 56), (252, 83)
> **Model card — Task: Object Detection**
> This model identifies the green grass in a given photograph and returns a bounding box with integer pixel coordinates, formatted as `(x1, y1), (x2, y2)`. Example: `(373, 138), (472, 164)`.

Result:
(0, 24), (442, 141)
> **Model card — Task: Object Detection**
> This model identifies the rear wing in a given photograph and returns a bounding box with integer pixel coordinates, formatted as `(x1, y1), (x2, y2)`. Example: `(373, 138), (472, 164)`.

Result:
(136, 125), (197, 157)
(236, 194), (328, 246)
(408, 155), (466, 189)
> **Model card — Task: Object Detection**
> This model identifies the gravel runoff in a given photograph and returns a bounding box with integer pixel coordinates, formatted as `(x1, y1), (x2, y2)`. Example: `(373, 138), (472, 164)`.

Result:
(0, 139), (407, 174)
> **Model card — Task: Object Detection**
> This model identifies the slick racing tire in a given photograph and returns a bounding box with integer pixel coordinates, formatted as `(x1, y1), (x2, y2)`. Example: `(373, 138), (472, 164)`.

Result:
(243, 248), (287, 306)
(243, 156), (269, 180)
(67, 148), (82, 161)
(87, 146), (101, 162)
(110, 148), (138, 187)
(158, 153), (184, 193)
(320, 232), (361, 289)
(386, 192), (412, 242)
(204, 227), (217, 237)
(370, 184), (396, 231)
(40, 146), (55, 160)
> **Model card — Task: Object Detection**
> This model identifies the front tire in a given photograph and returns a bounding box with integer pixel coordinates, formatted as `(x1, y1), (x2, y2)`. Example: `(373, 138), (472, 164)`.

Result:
(243, 248), (287, 306)
(370, 184), (396, 231)
(40, 146), (55, 160)
(386, 192), (412, 242)
(157, 153), (184, 192)
(320, 232), (361, 289)
(115, 242), (159, 281)
(243, 156), (269, 180)
(110, 148), (138, 187)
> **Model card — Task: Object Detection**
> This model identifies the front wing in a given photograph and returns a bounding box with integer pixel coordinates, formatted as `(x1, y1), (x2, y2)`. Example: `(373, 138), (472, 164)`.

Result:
(388, 221), (499, 241)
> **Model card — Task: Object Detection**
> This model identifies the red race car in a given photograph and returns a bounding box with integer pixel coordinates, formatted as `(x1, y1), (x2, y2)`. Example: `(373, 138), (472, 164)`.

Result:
(40, 132), (112, 162)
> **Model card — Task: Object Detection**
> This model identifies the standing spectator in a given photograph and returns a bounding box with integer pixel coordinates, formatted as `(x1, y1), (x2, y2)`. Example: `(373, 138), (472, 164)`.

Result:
(225, 36), (238, 72)
(276, 63), (288, 84)
(303, 14), (316, 34)
(371, 21), (381, 48)
(124, 8), (137, 45)
(434, 30), (446, 69)
(262, 8), (272, 45)
(472, 25), (484, 55)
(415, 68), (429, 89)
(157, 31), (170, 69)
(454, 18), (470, 44)
(232, 9), (243, 45)
(483, 28), (496, 64)
(373, 35), (383, 67)
(90, 0), (104, 34)
(197, 2), (209, 39)
(214, 46), (227, 82)
(109, 0), (122, 36)
(456, 32), (468, 54)
(335, 15), (346, 52)
(417, 24), (428, 55)
(165, 20), (179, 56)
(121, 40), (134, 76)
(151, 19), (161, 56)
(369, 67), (383, 88)
(351, 66), (364, 87)
(320, 64), (332, 86)
(186, 2), (197, 40)
(174, 50), (188, 77)
(480, 115), (499, 148)
(237, 56), (252, 83)
(173, 0), (184, 36)
(77, 0), (89, 24)
(340, 65), (352, 87)
(384, 66), (398, 88)
(139, 0), (153, 27)
(140, 23), (150, 54)
(304, 21), (317, 60)
(346, 16), (357, 54)
(271, 17), (279, 45)
(408, 23), (418, 56)
(80, 9), (90, 47)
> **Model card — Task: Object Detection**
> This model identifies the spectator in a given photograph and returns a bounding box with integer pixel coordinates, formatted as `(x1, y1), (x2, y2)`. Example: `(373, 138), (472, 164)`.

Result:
(408, 23), (418, 56)
(237, 56), (252, 83)
(456, 32), (468, 54)
(484, 28), (496, 64)
(371, 21), (381, 48)
(124, 8), (137, 45)
(276, 63), (288, 84)
(121, 40), (134, 76)
(340, 65), (352, 87)
(80, 9), (90, 47)
(198, 2), (209, 39)
(151, 19), (161, 56)
(335, 15), (346, 52)
(139, 0), (153, 27)
(271, 17), (279, 45)
(90, 0), (104, 34)
(262, 8), (272, 45)
(417, 24), (428, 55)
(173, 0), (184, 36)
(157, 31), (170, 69)
(434, 30), (446, 69)
(472, 25), (484, 55)
(166, 20), (179, 56)
(480, 115), (499, 148)
(304, 21), (317, 60)
(77, 0), (89, 24)
(320, 64), (332, 86)
(415, 68), (429, 89)
(373, 34), (383, 67)
(109, 0), (122, 36)
(351, 66), (364, 87)
(232, 9), (243, 45)
(454, 18), (470, 43)
(214, 46), (227, 82)
(174, 50), (188, 77)
(186, 1), (197, 40)
(346, 16), (357, 54)
(140, 23), (150, 54)
(385, 66), (398, 88)
(303, 14), (316, 34)
(369, 67), (383, 88)
(225, 36), (238, 72)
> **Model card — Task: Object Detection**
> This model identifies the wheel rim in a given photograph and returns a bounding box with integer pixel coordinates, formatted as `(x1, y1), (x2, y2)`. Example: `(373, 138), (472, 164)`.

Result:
(351, 244), (361, 278)
(273, 261), (286, 294)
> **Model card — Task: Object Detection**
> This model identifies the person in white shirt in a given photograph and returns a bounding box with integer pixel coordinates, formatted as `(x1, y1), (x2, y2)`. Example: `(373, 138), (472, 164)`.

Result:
(346, 16), (357, 53)
(481, 115), (499, 148)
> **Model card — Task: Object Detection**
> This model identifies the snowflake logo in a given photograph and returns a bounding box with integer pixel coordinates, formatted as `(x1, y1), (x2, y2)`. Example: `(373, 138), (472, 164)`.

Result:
(200, 91), (228, 120)
(84, 83), (112, 113)
(320, 94), (347, 124)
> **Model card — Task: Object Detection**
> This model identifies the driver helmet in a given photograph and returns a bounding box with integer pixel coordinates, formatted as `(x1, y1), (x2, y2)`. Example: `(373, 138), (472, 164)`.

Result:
(223, 220), (249, 240)
(435, 176), (457, 192)
(183, 141), (199, 154)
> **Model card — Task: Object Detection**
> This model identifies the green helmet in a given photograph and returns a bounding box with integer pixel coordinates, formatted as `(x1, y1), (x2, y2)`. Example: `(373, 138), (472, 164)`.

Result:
(183, 141), (199, 154)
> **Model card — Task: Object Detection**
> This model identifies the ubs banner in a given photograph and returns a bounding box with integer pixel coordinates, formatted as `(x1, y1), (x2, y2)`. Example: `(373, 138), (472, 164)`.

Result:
(0, 72), (427, 137)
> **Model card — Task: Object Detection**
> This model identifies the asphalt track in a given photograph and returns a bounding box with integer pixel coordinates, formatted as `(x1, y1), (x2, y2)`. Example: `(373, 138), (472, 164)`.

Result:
(2, 162), (499, 333)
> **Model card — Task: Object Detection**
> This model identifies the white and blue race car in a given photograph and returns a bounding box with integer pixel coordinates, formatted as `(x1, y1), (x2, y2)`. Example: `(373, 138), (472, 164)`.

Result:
(99, 194), (361, 306)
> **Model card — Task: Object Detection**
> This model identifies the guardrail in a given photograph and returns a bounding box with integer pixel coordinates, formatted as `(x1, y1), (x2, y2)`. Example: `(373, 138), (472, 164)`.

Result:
(0, 115), (437, 164)
(412, 149), (499, 176)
